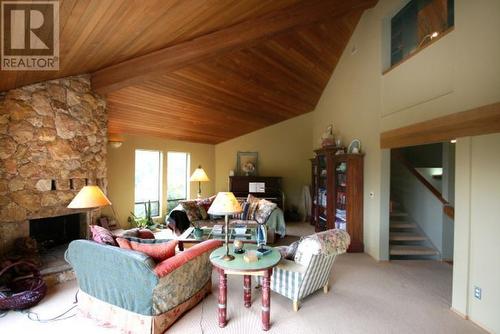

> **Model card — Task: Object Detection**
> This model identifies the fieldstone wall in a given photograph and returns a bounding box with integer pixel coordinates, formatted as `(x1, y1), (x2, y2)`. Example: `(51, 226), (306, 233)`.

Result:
(0, 75), (107, 254)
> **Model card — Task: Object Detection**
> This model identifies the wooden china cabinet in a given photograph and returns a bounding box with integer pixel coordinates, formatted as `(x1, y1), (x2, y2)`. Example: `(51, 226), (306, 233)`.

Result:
(310, 146), (364, 252)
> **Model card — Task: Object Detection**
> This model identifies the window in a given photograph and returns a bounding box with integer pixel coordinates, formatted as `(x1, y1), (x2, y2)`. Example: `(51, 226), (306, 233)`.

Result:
(390, 0), (454, 66)
(167, 152), (190, 212)
(134, 150), (161, 217)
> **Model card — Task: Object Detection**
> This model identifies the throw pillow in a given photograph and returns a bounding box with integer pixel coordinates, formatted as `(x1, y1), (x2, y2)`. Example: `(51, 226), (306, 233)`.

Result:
(233, 200), (248, 219)
(90, 225), (117, 246)
(120, 228), (155, 239)
(285, 241), (299, 260)
(294, 236), (322, 266)
(196, 196), (215, 213)
(254, 199), (277, 225)
(246, 194), (260, 220)
(198, 205), (209, 220)
(276, 241), (299, 260)
(116, 237), (178, 262)
(180, 200), (202, 222)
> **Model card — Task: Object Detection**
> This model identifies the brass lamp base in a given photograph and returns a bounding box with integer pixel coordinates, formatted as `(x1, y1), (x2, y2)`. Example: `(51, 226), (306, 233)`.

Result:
(220, 254), (235, 261)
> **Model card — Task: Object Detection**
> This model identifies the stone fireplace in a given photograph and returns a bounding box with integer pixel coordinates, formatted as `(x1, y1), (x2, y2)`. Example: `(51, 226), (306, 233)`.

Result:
(30, 213), (86, 250)
(0, 75), (107, 255)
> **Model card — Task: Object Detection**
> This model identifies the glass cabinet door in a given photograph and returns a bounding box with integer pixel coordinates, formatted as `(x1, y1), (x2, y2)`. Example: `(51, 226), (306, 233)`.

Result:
(335, 161), (347, 231)
(317, 154), (328, 230)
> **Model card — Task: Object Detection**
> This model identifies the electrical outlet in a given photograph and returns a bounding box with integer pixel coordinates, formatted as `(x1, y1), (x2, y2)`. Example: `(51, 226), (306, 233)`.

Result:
(474, 286), (482, 300)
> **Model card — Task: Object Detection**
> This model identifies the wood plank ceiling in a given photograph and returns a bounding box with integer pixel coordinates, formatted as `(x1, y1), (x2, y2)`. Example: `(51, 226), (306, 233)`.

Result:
(0, 0), (376, 144)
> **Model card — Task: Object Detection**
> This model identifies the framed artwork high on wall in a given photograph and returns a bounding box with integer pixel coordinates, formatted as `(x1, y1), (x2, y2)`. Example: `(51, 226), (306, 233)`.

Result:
(236, 151), (258, 176)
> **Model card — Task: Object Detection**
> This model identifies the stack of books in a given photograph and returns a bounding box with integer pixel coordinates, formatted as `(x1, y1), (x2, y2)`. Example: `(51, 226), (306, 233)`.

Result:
(212, 225), (223, 235)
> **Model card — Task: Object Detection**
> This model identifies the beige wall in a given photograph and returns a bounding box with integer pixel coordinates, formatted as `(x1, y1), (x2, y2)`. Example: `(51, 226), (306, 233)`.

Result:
(313, 1), (500, 329)
(312, 1), (386, 259)
(312, 0), (500, 260)
(214, 113), (313, 216)
(453, 134), (500, 333)
(105, 134), (215, 227)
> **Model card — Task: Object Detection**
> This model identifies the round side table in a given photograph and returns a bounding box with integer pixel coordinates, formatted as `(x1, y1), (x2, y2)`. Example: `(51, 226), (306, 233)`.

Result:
(210, 244), (281, 331)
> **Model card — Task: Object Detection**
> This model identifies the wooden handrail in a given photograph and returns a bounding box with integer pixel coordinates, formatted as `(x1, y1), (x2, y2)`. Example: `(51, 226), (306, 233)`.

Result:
(392, 151), (454, 220)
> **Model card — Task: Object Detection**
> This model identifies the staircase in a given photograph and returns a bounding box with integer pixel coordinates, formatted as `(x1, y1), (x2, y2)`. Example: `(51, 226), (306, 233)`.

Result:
(389, 203), (439, 259)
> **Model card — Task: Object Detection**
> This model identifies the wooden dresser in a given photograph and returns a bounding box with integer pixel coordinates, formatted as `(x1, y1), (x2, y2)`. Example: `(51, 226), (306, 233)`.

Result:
(228, 176), (283, 209)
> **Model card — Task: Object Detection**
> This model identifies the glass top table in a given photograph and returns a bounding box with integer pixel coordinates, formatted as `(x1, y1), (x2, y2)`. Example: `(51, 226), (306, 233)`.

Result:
(177, 226), (257, 250)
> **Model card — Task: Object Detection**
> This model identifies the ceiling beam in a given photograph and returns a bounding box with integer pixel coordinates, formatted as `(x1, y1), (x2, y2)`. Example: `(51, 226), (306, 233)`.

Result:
(380, 102), (500, 149)
(91, 0), (377, 94)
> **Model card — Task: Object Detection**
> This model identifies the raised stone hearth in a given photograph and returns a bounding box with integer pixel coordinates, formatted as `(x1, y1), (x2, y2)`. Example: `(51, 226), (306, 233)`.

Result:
(0, 75), (107, 254)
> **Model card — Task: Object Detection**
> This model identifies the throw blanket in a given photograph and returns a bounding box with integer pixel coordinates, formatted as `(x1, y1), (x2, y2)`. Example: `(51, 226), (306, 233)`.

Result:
(166, 205), (286, 238)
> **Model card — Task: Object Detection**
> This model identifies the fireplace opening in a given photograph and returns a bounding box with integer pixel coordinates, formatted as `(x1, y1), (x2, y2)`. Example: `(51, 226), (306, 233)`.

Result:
(30, 214), (82, 250)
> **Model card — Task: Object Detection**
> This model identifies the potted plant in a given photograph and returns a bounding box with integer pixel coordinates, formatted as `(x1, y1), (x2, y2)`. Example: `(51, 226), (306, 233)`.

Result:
(128, 201), (156, 230)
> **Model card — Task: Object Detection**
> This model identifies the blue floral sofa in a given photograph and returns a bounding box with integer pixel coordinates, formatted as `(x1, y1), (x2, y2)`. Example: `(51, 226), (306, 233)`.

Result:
(65, 238), (221, 333)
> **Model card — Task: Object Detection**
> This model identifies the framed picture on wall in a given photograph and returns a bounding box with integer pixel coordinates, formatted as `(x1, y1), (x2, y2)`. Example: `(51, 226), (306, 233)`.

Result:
(236, 151), (258, 176)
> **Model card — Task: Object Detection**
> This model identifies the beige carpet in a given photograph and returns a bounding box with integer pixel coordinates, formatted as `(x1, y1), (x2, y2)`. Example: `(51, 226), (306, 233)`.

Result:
(0, 222), (485, 334)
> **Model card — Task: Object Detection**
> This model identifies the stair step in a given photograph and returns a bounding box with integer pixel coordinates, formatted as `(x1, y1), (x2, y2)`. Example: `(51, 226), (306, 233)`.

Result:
(391, 211), (408, 217)
(390, 245), (438, 256)
(390, 233), (426, 241)
(390, 222), (417, 229)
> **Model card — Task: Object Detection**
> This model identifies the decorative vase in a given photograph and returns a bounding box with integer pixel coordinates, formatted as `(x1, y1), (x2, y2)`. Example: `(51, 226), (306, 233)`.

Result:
(193, 227), (203, 240)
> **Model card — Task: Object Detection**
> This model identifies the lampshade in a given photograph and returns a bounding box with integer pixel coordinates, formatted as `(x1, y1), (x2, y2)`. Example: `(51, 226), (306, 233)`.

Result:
(207, 192), (242, 215)
(190, 165), (210, 182)
(67, 185), (112, 209)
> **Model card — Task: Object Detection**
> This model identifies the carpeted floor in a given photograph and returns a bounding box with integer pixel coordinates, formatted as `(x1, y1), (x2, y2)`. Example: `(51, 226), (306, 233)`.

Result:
(0, 222), (485, 334)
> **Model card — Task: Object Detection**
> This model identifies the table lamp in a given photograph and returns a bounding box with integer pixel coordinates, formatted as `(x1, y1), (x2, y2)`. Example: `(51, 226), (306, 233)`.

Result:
(190, 165), (210, 198)
(208, 192), (242, 261)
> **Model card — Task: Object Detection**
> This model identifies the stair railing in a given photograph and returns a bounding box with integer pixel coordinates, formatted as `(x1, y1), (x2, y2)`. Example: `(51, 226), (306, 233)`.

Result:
(392, 151), (454, 220)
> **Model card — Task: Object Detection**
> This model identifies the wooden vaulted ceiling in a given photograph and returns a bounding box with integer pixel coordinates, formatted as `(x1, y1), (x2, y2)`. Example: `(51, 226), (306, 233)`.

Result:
(1, 0), (377, 144)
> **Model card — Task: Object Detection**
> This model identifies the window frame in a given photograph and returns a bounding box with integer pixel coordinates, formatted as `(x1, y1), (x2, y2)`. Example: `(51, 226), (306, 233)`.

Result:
(134, 149), (162, 218)
(166, 151), (190, 212)
(385, 0), (454, 73)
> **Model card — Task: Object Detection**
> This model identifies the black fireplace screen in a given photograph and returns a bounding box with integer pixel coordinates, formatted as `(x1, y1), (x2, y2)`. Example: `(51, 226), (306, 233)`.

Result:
(29, 214), (81, 249)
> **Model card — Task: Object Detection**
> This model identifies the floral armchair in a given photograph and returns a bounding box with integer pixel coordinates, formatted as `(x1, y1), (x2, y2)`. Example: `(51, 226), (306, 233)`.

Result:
(259, 229), (350, 311)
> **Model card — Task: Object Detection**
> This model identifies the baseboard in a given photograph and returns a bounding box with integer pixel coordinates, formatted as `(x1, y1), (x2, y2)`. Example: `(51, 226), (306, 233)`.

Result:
(450, 307), (494, 334)
(468, 318), (494, 334)
(450, 307), (468, 319)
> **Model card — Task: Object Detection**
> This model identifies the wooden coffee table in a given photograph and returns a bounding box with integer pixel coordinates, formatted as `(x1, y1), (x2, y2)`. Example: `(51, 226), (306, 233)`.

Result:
(210, 244), (281, 331)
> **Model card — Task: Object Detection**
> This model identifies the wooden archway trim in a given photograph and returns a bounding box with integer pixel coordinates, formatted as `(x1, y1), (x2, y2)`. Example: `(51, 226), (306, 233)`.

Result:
(380, 101), (500, 149)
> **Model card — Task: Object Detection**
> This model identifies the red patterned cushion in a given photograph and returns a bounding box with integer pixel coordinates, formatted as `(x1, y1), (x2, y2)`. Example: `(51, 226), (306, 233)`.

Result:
(116, 238), (178, 262)
(90, 225), (117, 246)
(137, 229), (155, 239)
